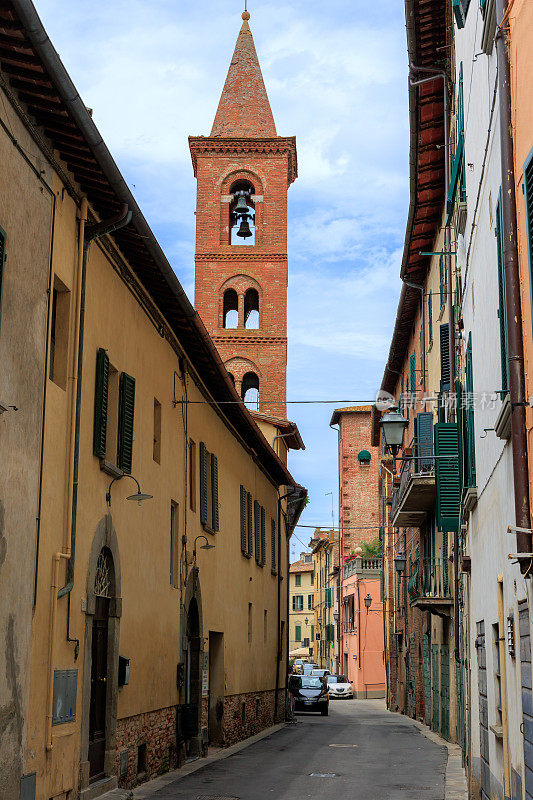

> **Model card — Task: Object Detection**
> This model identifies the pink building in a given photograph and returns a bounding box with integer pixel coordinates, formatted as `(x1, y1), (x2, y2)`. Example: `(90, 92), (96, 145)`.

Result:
(341, 558), (385, 698)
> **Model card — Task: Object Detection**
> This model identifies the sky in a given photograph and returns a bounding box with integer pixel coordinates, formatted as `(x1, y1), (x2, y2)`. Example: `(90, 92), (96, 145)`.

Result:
(34, 0), (409, 560)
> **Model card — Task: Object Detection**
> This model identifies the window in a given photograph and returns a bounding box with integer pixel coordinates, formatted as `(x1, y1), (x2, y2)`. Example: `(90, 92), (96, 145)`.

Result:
(260, 506), (266, 566)
(241, 371), (259, 410)
(493, 623), (502, 724)
(440, 324), (451, 392)
(93, 348), (135, 473)
(170, 502), (179, 587)
(254, 500), (261, 564)
(244, 288), (259, 329)
(49, 275), (70, 389)
(496, 192), (509, 394)
(223, 288), (239, 329)
(311, 624), (314, 642)
(229, 180), (255, 246)
(295, 625), (301, 642)
(199, 442), (219, 532)
(248, 603), (253, 643)
(247, 492), (253, 556)
(240, 486), (248, 556)
(310, 572), (314, 585)
(410, 353), (416, 405)
(428, 292), (433, 345)
(308, 594), (314, 610)
(439, 255), (446, 307)
(271, 518), (276, 572)
(292, 595), (303, 611)
(295, 574), (301, 587)
(189, 440), (196, 511)
(153, 398), (161, 463)
(523, 148), (533, 337)
(137, 743), (147, 775)
(465, 333), (476, 487)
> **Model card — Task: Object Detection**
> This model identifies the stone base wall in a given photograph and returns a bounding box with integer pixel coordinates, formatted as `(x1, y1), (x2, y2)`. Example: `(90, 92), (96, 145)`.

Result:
(116, 705), (178, 789)
(223, 688), (285, 746)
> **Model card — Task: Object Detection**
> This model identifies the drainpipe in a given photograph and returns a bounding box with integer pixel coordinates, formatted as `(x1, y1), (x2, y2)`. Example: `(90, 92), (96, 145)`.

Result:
(274, 488), (292, 720)
(497, 575), (510, 798)
(330, 420), (342, 675)
(58, 203), (132, 600)
(494, 0), (532, 565)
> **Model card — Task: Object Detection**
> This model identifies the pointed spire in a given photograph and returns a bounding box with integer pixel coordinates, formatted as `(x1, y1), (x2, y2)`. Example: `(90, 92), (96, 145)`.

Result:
(210, 12), (277, 138)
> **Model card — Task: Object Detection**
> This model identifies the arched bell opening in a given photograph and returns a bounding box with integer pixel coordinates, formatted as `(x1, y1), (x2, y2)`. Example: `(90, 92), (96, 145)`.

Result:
(241, 371), (260, 410)
(229, 180), (255, 246)
(244, 288), (259, 329)
(222, 288), (239, 329)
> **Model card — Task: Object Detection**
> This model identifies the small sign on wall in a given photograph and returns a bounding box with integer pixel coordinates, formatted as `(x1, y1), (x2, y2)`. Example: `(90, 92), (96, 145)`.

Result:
(202, 652), (209, 697)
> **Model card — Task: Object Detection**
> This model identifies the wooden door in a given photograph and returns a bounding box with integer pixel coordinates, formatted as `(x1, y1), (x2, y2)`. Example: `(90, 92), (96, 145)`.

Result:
(440, 645), (450, 740)
(88, 596), (109, 782)
(423, 634), (431, 726)
(519, 602), (533, 799)
(432, 644), (440, 731)
(476, 620), (490, 800)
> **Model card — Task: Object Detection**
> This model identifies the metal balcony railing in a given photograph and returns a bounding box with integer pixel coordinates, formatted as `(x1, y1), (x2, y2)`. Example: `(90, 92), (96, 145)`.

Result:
(390, 436), (435, 521)
(407, 557), (450, 602)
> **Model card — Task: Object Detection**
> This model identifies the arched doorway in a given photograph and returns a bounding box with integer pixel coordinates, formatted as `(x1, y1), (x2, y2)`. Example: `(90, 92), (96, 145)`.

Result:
(88, 547), (115, 782)
(186, 598), (201, 708)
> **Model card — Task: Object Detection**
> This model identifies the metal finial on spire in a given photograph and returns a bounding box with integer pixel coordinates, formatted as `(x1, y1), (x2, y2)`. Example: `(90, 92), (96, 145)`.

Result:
(242, 0), (250, 20)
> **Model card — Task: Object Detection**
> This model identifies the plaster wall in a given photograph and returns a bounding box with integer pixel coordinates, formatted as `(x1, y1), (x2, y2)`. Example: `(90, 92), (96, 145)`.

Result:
(288, 567), (315, 655)
(341, 576), (385, 697)
(454, 5), (530, 795)
(0, 89), (53, 800)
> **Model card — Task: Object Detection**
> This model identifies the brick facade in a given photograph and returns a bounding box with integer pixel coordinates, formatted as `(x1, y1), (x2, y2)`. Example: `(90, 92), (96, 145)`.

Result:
(191, 14), (296, 418)
(223, 688), (285, 746)
(116, 706), (178, 789)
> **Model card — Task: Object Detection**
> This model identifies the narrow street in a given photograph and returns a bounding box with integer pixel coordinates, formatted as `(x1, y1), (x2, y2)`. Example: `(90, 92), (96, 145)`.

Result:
(134, 701), (448, 800)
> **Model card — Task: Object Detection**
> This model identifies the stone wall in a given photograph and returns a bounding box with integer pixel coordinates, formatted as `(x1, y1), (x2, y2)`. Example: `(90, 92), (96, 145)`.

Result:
(223, 688), (284, 746)
(116, 705), (178, 789)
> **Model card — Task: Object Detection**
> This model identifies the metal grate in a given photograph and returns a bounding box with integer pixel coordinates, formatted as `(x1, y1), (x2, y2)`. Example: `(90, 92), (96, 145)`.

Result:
(196, 796), (240, 799)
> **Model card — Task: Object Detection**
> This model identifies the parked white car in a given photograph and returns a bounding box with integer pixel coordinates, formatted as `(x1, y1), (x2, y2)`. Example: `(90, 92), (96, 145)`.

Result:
(326, 674), (353, 699)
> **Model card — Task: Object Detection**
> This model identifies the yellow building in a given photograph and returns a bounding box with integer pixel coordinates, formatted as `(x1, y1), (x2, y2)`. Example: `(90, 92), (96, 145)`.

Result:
(310, 530), (339, 673)
(0, 4), (306, 799)
(289, 556), (315, 660)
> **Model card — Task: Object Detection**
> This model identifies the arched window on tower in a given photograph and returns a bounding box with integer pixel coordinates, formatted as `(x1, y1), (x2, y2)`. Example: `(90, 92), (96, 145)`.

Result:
(229, 180), (255, 246)
(241, 371), (259, 410)
(223, 288), (239, 329)
(244, 288), (259, 330)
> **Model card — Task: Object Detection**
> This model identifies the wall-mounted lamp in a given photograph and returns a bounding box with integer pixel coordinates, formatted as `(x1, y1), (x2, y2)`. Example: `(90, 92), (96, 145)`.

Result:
(394, 552), (406, 576)
(380, 407), (408, 473)
(364, 593), (372, 613)
(106, 475), (153, 507)
(193, 535), (215, 560)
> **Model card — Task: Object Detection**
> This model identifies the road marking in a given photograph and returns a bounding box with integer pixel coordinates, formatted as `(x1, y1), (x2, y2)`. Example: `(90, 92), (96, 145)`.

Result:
(310, 773), (336, 778)
(329, 743), (358, 747)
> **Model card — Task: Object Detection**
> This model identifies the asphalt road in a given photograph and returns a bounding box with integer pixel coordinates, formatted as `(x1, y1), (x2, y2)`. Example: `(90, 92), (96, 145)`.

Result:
(143, 700), (447, 800)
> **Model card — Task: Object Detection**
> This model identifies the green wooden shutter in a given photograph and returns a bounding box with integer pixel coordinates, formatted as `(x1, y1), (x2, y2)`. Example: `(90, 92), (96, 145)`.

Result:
(247, 492), (253, 555)
(416, 412), (434, 471)
(524, 149), (533, 336)
(311, 624), (314, 642)
(458, 64), (466, 203)
(254, 500), (260, 563)
(453, 0), (471, 29)
(439, 255), (446, 307)
(211, 453), (219, 531)
(428, 292), (433, 345)
(326, 588), (332, 608)
(442, 532), (449, 594)
(93, 348), (109, 458)
(0, 225), (6, 331)
(117, 372), (135, 473)
(496, 193), (509, 393)
(295, 625), (301, 642)
(440, 324), (451, 391)
(465, 333), (477, 487)
(446, 134), (465, 223)
(199, 442), (208, 526)
(240, 486), (247, 554)
(435, 422), (461, 532)
(271, 518), (276, 571)
(260, 506), (266, 566)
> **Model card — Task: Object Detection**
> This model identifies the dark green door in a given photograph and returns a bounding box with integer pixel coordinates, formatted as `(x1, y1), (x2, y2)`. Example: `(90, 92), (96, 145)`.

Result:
(440, 645), (450, 740)
(423, 634), (431, 726)
(455, 660), (463, 751)
(432, 644), (440, 731)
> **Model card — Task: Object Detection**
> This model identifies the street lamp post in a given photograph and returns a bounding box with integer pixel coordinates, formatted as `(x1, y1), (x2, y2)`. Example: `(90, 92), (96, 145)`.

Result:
(380, 408), (408, 473)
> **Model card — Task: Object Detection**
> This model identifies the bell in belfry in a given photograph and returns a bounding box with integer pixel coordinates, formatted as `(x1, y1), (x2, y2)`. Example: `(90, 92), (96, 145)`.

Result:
(233, 194), (249, 215)
(236, 216), (252, 239)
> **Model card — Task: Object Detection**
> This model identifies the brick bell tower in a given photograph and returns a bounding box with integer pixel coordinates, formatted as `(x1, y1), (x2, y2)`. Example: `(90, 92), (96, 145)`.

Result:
(190, 10), (297, 418)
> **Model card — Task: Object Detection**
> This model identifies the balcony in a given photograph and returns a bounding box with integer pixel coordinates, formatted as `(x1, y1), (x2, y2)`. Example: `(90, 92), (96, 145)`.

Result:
(342, 557), (382, 580)
(390, 439), (435, 527)
(407, 557), (452, 617)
